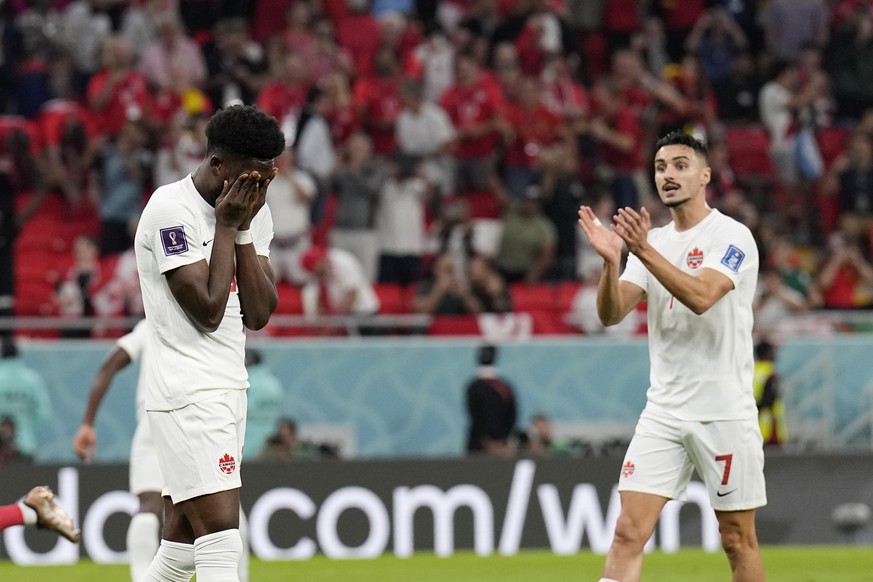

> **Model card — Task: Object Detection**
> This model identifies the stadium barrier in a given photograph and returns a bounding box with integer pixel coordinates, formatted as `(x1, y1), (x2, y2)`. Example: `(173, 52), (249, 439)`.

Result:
(1, 453), (871, 564)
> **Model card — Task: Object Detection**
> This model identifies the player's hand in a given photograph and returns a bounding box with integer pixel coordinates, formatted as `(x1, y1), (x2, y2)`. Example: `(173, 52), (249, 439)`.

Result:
(612, 206), (652, 255)
(578, 205), (623, 265)
(240, 167), (277, 231)
(73, 425), (96, 463)
(215, 172), (259, 228)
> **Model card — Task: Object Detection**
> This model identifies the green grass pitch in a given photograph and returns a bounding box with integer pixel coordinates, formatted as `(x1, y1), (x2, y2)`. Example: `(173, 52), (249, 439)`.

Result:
(0, 547), (871, 581)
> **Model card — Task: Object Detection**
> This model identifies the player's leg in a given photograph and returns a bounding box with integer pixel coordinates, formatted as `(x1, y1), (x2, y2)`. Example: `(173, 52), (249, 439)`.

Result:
(129, 418), (166, 581)
(715, 509), (765, 582)
(138, 496), (195, 582)
(180, 489), (243, 582)
(128, 492), (162, 582)
(600, 491), (668, 582)
(151, 390), (247, 581)
(686, 418), (767, 582)
(601, 409), (694, 582)
(2, 486), (81, 542)
(238, 507), (250, 582)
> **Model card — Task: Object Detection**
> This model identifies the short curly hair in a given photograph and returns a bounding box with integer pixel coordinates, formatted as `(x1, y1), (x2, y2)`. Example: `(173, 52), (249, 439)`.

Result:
(205, 105), (285, 160)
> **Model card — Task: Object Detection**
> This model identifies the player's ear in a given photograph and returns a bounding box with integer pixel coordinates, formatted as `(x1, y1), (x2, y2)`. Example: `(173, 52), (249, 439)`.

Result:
(701, 165), (711, 186)
(209, 154), (223, 176)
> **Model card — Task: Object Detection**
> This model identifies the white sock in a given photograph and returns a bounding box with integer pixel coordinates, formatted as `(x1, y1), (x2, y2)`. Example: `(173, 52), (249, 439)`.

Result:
(127, 512), (161, 582)
(238, 509), (250, 582)
(194, 529), (243, 582)
(138, 539), (195, 582)
(16, 501), (37, 525)
(599, 578), (621, 582)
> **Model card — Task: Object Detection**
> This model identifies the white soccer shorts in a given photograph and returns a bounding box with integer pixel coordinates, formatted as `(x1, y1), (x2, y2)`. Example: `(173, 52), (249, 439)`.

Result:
(617, 407), (767, 511)
(147, 389), (247, 503)
(129, 417), (165, 495)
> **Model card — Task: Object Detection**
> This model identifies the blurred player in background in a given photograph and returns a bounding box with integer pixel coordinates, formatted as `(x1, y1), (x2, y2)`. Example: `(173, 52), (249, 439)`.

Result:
(73, 319), (252, 581)
(0, 486), (79, 542)
(134, 104), (283, 582)
(578, 131), (766, 582)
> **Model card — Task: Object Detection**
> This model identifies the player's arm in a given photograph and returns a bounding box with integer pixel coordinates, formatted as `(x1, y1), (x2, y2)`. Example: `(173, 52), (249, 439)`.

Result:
(614, 207), (733, 315)
(73, 347), (132, 461)
(166, 173), (260, 332)
(236, 169), (279, 330)
(597, 264), (646, 326)
(578, 205), (644, 326)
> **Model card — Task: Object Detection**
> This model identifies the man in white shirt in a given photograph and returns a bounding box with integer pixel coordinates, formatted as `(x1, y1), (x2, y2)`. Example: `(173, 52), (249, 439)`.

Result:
(266, 147), (316, 285)
(73, 319), (252, 582)
(134, 104), (284, 582)
(578, 131), (766, 582)
(396, 78), (455, 196)
(299, 246), (380, 318)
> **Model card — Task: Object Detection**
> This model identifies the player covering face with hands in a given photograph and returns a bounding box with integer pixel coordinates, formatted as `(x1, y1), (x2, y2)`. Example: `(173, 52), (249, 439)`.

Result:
(578, 131), (766, 582)
(134, 104), (285, 582)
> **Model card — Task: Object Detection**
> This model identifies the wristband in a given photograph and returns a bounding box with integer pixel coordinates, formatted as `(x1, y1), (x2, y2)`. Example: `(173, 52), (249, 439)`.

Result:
(235, 229), (253, 245)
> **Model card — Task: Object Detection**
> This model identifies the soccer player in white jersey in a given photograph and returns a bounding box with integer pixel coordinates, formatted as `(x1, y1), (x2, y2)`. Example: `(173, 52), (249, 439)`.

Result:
(73, 319), (251, 582)
(134, 104), (284, 582)
(578, 131), (766, 582)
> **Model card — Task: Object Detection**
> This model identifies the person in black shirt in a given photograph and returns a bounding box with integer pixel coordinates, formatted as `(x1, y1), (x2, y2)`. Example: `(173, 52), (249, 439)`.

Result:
(465, 344), (518, 456)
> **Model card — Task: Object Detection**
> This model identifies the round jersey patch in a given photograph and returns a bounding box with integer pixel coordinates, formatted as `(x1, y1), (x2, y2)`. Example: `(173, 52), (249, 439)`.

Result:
(687, 247), (704, 269)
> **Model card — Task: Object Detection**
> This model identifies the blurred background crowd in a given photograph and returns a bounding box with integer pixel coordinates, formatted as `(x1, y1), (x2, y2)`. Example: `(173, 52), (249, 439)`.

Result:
(1, 0), (873, 341)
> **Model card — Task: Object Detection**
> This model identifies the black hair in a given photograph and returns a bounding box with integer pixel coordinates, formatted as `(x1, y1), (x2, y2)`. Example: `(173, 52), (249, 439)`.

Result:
(769, 60), (796, 81)
(655, 130), (709, 163)
(205, 104), (285, 160)
(477, 344), (497, 366)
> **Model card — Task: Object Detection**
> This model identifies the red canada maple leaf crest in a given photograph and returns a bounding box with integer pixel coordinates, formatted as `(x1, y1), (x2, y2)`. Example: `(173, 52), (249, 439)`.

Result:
(218, 453), (236, 475)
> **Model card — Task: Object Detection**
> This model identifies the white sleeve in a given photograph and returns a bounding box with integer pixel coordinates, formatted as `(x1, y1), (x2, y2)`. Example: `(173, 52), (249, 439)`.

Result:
(703, 221), (758, 287)
(115, 319), (149, 363)
(252, 204), (274, 258)
(139, 195), (203, 275)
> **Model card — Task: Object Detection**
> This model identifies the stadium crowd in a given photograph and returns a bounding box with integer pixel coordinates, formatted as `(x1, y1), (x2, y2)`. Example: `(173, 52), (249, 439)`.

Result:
(1, 0), (873, 339)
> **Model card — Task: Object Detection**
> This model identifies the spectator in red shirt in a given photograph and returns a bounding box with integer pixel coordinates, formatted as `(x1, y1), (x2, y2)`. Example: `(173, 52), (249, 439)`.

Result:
(353, 47), (404, 156)
(250, 0), (294, 43)
(657, 54), (719, 140)
(36, 99), (99, 207)
(322, 70), (361, 147)
(280, 1), (316, 61)
(257, 52), (310, 141)
(584, 78), (649, 210)
(309, 18), (355, 85)
(541, 53), (590, 131)
(603, 0), (643, 53)
(657, 0), (706, 62)
(501, 74), (565, 199)
(336, 0), (382, 79)
(440, 52), (504, 195)
(86, 35), (151, 137)
(814, 232), (873, 309)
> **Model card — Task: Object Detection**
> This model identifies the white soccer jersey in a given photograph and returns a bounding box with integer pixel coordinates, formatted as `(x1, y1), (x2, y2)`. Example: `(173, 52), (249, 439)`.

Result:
(116, 318), (149, 422)
(620, 209), (759, 421)
(134, 174), (273, 411)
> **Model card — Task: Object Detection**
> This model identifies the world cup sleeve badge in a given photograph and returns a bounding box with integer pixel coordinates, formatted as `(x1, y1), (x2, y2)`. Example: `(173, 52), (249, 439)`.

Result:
(160, 226), (189, 256)
(720, 244), (745, 272)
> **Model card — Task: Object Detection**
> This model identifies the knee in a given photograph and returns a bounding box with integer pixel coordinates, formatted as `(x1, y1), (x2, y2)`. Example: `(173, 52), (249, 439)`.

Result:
(612, 514), (654, 550)
(719, 525), (758, 561)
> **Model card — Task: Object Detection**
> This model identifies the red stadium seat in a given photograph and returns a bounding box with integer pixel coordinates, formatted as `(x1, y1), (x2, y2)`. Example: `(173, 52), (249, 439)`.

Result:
(554, 281), (582, 314)
(427, 315), (480, 336)
(509, 283), (555, 312)
(724, 125), (777, 182)
(816, 127), (851, 171)
(373, 283), (411, 314)
(276, 283), (304, 314)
